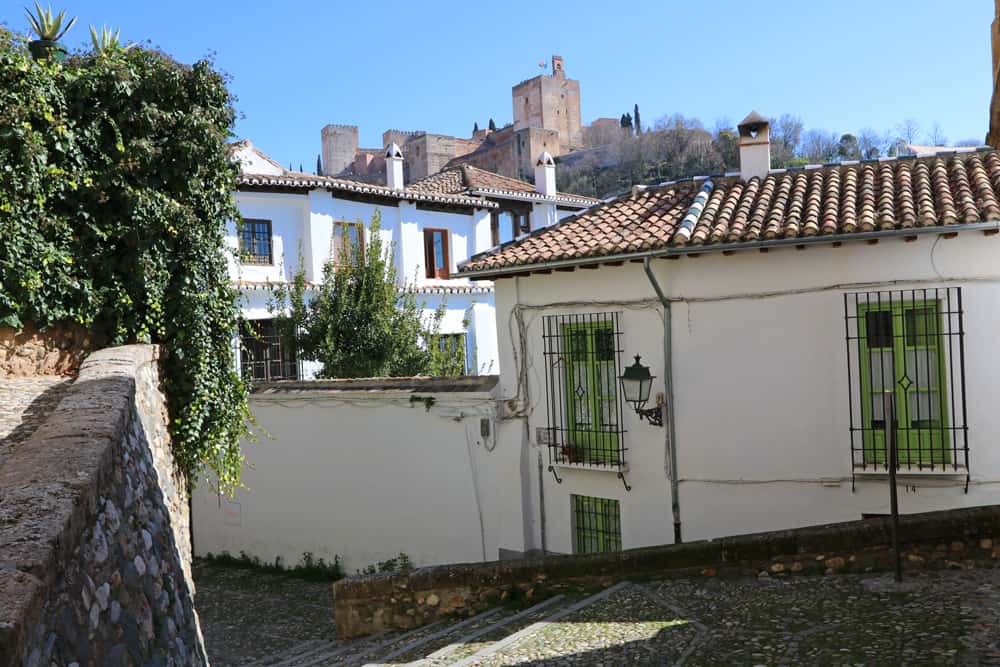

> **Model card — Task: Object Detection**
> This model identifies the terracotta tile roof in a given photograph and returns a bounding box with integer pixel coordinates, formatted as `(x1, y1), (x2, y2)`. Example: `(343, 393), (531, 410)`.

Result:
(408, 165), (599, 207)
(459, 149), (1000, 276)
(238, 172), (498, 209)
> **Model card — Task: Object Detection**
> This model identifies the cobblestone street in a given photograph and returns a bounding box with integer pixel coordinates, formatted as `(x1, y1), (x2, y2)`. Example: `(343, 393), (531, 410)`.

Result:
(194, 562), (1000, 666)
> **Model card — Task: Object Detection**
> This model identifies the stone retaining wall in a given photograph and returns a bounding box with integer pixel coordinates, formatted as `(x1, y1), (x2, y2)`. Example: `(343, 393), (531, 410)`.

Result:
(0, 323), (96, 377)
(0, 345), (207, 666)
(334, 505), (1000, 639)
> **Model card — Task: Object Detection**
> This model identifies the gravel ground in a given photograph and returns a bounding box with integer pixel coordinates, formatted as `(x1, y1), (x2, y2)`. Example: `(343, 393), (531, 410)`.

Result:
(193, 559), (337, 667)
(194, 561), (1000, 666)
(0, 376), (72, 464)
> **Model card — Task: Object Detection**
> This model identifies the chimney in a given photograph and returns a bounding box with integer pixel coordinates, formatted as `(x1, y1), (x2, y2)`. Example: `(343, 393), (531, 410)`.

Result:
(535, 151), (556, 196)
(385, 143), (404, 190)
(737, 111), (771, 181)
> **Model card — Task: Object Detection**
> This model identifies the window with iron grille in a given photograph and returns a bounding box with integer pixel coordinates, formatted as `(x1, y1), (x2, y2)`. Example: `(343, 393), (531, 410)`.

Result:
(437, 333), (469, 374)
(844, 288), (968, 475)
(239, 319), (300, 382)
(572, 494), (622, 554)
(239, 219), (273, 265)
(542, 313), (626, 468)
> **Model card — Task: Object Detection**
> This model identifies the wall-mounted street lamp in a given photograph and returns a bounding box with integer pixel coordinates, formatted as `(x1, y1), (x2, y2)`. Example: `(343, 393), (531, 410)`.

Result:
(619, 355), (664, 427)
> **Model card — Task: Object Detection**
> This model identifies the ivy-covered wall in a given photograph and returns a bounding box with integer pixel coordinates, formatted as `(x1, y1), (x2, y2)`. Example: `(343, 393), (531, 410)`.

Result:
(0, 29), (249, 489)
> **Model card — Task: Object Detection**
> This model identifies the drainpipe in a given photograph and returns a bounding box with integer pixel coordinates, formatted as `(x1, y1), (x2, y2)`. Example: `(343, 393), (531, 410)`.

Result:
(642, 257), (682, 544)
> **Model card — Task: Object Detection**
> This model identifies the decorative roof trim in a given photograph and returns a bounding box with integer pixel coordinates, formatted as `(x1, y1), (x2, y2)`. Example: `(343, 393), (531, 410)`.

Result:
(467, 188), (598, 207)
(457, 221), (1000, 279)
(238, 173), (499, 209)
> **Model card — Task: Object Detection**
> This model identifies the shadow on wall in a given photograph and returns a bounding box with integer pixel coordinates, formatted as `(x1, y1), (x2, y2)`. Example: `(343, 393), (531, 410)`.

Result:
(0, 345), (209, 666)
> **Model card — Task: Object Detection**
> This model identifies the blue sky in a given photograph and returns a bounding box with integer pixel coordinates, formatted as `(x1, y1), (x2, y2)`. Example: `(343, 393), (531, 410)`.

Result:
(2, 1), (994, 168)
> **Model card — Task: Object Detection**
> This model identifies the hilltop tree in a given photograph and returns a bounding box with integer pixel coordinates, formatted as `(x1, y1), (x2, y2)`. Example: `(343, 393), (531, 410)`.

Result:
(473, 121), (479, 133)
(837, 133), (861, 161)
(488, 118), (496, 131)
(634, 104), (642, 135)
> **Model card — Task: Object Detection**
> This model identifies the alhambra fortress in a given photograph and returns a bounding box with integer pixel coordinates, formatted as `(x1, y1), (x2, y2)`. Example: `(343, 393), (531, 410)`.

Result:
(322, 55), (615, 184)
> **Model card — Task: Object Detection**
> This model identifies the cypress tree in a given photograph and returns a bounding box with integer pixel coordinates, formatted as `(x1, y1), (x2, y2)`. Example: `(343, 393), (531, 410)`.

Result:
(489, 118), (496, 131)
(474, 121), (479, 133)
(316, 154), (323, 175)
(634, 104), (642, 135)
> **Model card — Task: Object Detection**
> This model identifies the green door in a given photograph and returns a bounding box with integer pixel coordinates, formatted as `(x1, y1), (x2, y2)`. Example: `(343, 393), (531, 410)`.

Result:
(563, 321), (619, 464)
(858, 301), (949, 466)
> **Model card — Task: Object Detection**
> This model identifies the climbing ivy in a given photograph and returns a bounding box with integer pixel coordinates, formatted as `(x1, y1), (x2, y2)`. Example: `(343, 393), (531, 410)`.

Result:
(0, 28), (250, 491)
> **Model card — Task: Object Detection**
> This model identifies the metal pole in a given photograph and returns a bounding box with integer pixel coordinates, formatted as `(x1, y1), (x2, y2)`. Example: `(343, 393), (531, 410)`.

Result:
(883, 392), (903, 583)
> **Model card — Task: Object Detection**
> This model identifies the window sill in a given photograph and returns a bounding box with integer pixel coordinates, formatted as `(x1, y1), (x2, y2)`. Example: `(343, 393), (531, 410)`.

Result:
(552, 461), (629, 474)
(853, 467), (968, 478)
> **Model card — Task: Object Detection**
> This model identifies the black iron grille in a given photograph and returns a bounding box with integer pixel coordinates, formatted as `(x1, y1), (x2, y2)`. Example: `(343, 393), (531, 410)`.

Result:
(572, 494), (622, 554)
(240, 219), (273, 265)
(240, 319), (300, 382)
(542, 312), (626, 469)
(844, 288), (968, 474)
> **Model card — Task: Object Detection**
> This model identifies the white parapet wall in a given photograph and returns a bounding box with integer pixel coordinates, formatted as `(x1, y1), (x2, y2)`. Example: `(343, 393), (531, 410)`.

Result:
(191, 376), (531, 573)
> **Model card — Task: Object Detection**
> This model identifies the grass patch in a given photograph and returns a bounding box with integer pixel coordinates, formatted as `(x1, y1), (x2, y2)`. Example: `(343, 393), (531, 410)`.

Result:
(200, 550), (345, 582)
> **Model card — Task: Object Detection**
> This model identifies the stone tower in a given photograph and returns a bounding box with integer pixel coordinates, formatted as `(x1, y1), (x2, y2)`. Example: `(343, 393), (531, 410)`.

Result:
(512, 55), (583, 149)
(320, 125), (359, 177)
(988, 0), (1000, 148)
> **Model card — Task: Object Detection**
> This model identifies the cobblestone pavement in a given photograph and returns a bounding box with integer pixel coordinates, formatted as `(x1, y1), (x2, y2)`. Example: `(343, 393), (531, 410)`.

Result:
(195, 563), (1000, 666)
(0, 376), (72, 464)
(478, 568), (1000, 666)
(193, 559), (337, 667)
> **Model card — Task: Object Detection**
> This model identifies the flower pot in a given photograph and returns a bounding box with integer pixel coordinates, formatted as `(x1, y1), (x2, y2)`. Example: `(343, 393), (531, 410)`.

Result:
(28, 40), (67, 62)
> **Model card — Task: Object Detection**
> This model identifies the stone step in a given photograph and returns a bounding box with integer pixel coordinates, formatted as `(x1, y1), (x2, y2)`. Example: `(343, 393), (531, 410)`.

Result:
(443, 581), (633, 667)
(349, 607), (509, 666)
(412, 593), (571, 666)
(239, 631), (388, 667)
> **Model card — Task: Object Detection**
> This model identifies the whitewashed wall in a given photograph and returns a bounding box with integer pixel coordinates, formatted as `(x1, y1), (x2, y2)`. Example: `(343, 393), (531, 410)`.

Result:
(491, 230), (1000, 557)
(228, 189), (500, 373)
(192, 381), (511, 572)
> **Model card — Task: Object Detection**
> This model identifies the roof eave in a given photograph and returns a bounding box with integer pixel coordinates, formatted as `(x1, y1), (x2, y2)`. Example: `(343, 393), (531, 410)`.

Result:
(467, 188), (597, 207)
(457, 220), (1000, 279)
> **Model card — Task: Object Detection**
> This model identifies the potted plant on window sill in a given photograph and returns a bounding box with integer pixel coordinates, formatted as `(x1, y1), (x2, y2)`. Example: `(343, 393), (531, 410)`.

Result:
(25, 3), (77, 62)
(560, 444), (587, 464)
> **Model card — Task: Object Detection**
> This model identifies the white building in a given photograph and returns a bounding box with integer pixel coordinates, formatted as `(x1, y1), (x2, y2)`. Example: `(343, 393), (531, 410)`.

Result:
(228, 141), (597, 379)
(454, 112), (1000, 558)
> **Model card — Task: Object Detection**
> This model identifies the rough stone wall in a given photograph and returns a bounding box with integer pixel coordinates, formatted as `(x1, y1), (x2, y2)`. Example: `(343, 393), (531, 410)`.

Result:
(0, 345), (207, 666)
(0, 323), (95, 377)
(334, 504), (1000, 639)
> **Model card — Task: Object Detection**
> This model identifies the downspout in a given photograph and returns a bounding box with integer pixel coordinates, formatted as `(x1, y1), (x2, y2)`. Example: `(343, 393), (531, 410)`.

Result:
(642, 257), (682, 544)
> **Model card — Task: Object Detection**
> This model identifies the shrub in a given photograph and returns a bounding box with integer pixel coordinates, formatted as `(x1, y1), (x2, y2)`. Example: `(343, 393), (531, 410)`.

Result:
(0, 28), (249, 491)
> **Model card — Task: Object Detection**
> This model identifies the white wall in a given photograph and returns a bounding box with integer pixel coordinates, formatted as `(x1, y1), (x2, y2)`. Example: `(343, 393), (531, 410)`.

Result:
(192, 386), (508, 572)
(231, 188), (500, 373)
(491, 231), (1000, 556)
(229, 192), (309, 284)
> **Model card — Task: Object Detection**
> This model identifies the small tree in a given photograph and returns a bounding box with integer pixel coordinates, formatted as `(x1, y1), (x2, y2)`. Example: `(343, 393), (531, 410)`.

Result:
(488, 118), (496, 131)
(316, 154), (323, 175)
(634, 103), (642, 135)
(270, 211), (465, 378)
(473, 121), (479, 134)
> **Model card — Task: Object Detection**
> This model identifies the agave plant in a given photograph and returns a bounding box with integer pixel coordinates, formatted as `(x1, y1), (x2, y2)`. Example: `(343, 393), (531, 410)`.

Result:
(24, 2), (77, 41)
(89, 25), (132, 55)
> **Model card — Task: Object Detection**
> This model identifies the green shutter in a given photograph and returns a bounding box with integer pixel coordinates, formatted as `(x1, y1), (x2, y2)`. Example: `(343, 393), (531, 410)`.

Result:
(857, 300), (950, 465)
(563, 322), (619, 463)
(572, 495), (621, 554)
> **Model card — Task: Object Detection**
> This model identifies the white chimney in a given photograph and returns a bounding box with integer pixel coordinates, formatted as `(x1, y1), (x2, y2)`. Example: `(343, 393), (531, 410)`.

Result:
(385, 142), (404, 190)
(737, 111), (771, 181)
(535, 151), (556, 196)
